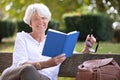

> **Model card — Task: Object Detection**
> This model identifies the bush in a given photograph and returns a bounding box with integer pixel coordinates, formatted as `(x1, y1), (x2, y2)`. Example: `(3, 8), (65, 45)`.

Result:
(48, 20), (60, 30)
(17, 21), (31, 33)
(17, 20), (60, 33)
(64, 14), (114, 41)
(0, 20), (16, 42)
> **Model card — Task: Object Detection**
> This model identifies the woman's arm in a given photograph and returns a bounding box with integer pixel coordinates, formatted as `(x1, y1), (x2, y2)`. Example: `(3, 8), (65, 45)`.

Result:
(13, 33), (29, 66)
(23, 53), (66, 70)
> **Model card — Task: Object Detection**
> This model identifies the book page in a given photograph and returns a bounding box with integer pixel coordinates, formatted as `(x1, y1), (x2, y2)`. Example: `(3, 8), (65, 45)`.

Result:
(67, 31), (78, 35)
(48, 29), (66, 35)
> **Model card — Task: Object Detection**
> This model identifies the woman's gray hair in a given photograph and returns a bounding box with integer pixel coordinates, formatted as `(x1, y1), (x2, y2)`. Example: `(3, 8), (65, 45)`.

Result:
(23, 3), (51, 25)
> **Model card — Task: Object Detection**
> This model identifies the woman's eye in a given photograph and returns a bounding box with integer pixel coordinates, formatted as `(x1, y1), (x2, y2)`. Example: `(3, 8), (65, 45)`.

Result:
(41, 17), (47, 19)
(32, 17), (47, 21)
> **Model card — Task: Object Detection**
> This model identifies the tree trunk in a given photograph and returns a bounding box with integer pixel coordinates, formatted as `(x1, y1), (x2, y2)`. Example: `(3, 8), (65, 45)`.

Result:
(0, 37), (2, 43)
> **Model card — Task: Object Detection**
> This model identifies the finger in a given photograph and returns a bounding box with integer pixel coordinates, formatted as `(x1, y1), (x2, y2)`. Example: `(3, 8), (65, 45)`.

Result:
(54, 54), (66, 62)
(55, 56), (66, 63)
(91, 35), (96, 42)
(58, 57), (66, 62)
(55, 53), (66, 59)
(86, 34), (91, 41)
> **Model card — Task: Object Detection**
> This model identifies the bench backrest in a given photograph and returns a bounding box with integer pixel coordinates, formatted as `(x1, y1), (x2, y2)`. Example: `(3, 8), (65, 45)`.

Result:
(0, 52), (120, 77)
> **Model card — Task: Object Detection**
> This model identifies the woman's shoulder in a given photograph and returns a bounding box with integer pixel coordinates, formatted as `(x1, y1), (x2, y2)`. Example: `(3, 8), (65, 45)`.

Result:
(16, 31), (30, 40)
(16, 31), (29, 37)
(17, 31), (27, 35)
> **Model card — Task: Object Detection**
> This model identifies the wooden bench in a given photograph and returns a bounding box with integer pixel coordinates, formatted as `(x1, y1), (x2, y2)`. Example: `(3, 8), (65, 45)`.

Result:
(0, 52), (120, 78)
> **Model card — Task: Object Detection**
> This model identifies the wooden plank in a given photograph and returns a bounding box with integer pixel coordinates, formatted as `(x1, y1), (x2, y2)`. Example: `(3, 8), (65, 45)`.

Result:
(0, 53), (120, 77)
(0, 53), (12, 73)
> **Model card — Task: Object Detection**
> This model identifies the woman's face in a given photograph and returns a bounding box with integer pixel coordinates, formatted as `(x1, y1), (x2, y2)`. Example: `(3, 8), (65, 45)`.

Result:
(30, 11), (49, 34)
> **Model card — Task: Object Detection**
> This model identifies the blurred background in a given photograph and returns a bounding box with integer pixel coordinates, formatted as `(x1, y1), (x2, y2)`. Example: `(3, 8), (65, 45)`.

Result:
(0, 0), (120, 79)
(0, 0), (120, 52)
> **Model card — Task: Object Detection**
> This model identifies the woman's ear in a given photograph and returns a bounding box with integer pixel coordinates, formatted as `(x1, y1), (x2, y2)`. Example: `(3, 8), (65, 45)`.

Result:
(29, 21), (32, 27)
(29, 24), (32, 28)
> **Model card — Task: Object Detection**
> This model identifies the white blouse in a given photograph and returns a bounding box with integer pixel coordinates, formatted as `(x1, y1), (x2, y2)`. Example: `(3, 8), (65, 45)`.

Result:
(2, 31), (60, 80)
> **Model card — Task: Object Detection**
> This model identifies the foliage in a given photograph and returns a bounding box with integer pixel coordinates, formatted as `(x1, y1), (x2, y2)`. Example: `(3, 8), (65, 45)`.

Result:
(95, 0), (120, 20)
(0, 0), (80, 21)
(78, 0), (120, 21)
(0, 20), (16, 42)
(48, 20), (60, 30)
(17, 21), (31, 32)
(64, 14), (114, 41)
(0, 0), (119, 21)
(17, 20), (60, 33)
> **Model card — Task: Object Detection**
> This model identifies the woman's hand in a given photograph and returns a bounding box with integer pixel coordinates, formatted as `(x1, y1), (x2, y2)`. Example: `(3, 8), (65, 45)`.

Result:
(81, 34), (96, 54)
(23, 54), (66, 70)
(40, 53), (66, 69)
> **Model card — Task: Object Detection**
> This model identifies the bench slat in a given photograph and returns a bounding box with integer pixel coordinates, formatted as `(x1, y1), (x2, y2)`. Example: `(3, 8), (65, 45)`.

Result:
(0, 53), (120, 77)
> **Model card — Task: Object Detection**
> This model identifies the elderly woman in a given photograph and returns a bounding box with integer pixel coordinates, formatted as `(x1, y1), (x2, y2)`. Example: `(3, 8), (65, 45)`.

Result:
(1, 3), (96, 80)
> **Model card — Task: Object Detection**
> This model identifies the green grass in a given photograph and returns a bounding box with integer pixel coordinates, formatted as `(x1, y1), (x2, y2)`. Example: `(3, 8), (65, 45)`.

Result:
(0, 42), (14, 52)
(75, 41), (120, 53)
(0, 37), (15, 52)
(0, 37), (120, 53)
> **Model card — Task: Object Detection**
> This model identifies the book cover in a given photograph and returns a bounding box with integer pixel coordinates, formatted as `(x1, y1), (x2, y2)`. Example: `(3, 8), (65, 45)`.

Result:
(42, 29), (80, 57)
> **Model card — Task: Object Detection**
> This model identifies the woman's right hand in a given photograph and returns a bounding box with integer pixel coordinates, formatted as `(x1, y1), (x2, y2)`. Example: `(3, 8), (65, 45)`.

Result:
(40, 53), (66, 69)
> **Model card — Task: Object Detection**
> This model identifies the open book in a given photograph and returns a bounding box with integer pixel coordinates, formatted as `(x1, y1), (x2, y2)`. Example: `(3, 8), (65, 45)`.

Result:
(42, 29), (80, 57)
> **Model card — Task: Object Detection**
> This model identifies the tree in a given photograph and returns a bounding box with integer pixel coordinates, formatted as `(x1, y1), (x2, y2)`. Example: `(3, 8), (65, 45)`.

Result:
(0, 0), (120, 22)
(78, 0), (120, 21)
(96, 0), (120, 21)
(0, 0), (80, 21)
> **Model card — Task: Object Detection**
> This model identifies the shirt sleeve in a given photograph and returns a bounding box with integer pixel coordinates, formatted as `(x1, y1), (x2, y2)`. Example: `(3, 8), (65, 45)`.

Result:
(12, 32), (28, 66)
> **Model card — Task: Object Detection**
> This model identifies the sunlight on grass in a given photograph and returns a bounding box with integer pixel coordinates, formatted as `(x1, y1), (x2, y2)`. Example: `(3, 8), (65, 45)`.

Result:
(0, 37), (120, 53)
(58, 77), (75, 80)
(0, 42), (14, 52)
(97, 42), (120, 53)
(75, 41), (120, 53)
(0, 36), (15, 52)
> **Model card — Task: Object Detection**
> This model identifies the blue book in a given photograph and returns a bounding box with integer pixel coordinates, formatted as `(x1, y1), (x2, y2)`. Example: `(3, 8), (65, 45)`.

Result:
(42, 29), (80, 58)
